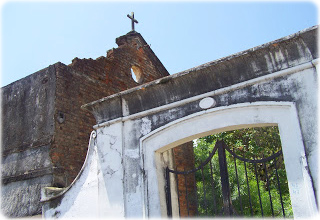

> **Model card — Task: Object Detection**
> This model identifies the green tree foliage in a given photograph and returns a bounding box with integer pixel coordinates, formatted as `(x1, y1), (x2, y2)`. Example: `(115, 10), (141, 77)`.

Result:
(192, 126), (293, 217)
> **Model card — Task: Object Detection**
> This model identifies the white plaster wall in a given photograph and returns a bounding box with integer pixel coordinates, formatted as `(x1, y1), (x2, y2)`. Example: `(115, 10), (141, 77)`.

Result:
(42, 131), (99, 219)
(42, 62), (318, 219)
(42, 123), (125, 218)
(96, 122), (124, 217)
(289, 67), (319, 194)
(141, 102), (317, 218)
(122, 119), (145, 217)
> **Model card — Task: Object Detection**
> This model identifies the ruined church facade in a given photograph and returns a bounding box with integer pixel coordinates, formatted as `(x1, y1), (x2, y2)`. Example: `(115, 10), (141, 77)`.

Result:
(1, 31), (171, 217)
(41, 26), (318, 218)
(1, 24), (318, 218)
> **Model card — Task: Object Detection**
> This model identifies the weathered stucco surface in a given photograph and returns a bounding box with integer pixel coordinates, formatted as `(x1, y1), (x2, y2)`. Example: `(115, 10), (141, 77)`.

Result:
(42, 128), (125, 218)
(1, 66), (56, 217)
(2, 175), (53, 217)
(43, 26), (318, 218)
(1, 31), (169, 217)
(1, 65), (56, 156)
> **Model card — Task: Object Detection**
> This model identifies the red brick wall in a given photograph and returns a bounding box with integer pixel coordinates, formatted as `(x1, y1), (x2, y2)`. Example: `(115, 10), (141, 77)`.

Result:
(106, 31), (169, 85)
(49, 32), (195, 218)
(173, 142), (197, 217)
(50, 32), (169, 186)
(51, 60), (112, 186)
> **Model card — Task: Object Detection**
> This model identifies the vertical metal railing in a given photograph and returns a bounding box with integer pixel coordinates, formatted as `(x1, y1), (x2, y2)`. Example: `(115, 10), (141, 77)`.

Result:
(274, 155), (286, 217)
(165, 140), (290, 218)
(165, 167), (172, 217)
(217, 141), (232, 216)
(244, 161), (254, 216)
(255, 162), (264, 216)
(233, 155), (243, 215)
(263, 160), (275, 217)
(209, 160), (218, 215)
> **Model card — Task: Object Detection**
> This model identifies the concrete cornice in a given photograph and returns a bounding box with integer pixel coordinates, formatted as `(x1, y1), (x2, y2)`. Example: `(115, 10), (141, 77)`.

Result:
(82, 25), (318, 125)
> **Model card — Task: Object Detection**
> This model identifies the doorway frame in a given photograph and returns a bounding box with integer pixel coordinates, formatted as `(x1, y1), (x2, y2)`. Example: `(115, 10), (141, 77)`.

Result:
(140, 101), (317, 218)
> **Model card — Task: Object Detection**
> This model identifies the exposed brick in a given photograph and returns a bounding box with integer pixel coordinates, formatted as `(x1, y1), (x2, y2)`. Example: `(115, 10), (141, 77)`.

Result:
(173, 142), (197, 217)
(50, 31), (170, 186)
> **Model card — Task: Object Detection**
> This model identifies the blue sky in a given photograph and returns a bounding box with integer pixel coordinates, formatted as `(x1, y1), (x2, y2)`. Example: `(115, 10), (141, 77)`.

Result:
(1, 0), (318, 87)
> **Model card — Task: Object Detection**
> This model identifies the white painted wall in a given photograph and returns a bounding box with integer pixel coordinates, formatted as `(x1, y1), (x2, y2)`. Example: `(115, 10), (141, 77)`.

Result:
(96, 122), (124, 217)
(41, 63), (318, 219)
(42, 131), (99, 218)
(42, 123), (125, 218)
(121, 119), (145, 217)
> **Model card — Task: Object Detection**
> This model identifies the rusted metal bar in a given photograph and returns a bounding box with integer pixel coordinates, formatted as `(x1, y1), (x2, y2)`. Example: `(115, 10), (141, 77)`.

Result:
(217, 141), (232, 216)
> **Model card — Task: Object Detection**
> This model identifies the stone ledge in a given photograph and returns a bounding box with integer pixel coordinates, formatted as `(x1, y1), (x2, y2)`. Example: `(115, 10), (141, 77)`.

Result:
(2, 167), (53, 184)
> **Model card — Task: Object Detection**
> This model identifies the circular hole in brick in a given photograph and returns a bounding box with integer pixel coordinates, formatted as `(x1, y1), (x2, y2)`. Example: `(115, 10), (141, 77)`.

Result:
(42, 77), (48, 84)
(130, 65), (143, 83)
(57, 111), (65, 124)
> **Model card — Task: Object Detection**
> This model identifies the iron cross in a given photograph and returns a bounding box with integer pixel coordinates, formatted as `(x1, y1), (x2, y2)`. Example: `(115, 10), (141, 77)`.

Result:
(127, 12), (138, 31)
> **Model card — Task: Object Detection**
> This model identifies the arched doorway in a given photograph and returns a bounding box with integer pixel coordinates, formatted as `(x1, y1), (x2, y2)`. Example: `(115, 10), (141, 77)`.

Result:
(165, 126), (291, 218)
(141, 102), (317, 218)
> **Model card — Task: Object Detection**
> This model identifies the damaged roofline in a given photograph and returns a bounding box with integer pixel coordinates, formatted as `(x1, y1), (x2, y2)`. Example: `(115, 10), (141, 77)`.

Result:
(81, 25), (318, 113)
(89, 58), (319, 130)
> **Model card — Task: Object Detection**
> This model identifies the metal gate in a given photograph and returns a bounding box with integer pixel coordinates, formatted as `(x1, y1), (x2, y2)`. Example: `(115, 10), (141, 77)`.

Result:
(165, 140), (291, 218)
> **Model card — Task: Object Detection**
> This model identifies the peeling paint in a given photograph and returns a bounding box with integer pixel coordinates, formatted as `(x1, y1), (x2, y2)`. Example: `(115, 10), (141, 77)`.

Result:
(42, 26), (318, 219)
(140, 117), (151, 135)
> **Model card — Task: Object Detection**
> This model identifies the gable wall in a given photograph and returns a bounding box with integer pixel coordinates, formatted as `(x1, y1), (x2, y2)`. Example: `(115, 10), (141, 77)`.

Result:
(1, 31), (169, 217)
(77, 26), (318, 218)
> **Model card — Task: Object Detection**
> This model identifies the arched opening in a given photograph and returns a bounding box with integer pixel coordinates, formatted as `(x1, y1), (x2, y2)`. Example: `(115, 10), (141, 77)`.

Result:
(141, 102), (317, 218)
(130, 65), (143, 83)
(164, 126), (293, 218)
